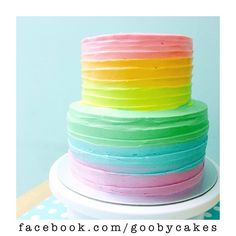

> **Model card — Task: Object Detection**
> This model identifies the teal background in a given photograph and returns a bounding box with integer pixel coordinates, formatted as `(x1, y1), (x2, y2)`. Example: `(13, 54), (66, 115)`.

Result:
(16, 16), (219, 196)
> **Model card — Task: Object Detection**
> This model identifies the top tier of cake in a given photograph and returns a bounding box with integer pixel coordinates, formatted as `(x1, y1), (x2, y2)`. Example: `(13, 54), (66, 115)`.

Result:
(80, 33), (193, 110)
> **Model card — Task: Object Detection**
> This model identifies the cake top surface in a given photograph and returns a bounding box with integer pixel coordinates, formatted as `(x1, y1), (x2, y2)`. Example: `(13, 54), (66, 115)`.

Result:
(82, 33), (192, 43)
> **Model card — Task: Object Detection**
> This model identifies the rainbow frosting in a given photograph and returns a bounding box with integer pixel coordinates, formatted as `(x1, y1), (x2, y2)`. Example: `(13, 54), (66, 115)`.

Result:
(67, 33), (209, 196)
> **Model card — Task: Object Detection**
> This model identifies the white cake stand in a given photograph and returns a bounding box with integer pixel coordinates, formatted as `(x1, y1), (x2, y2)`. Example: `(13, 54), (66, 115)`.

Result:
(49, 154), (219, 219)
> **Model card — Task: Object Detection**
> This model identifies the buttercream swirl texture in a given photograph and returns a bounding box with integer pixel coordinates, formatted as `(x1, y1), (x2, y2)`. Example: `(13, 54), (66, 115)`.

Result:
(66, 33), (208, 196)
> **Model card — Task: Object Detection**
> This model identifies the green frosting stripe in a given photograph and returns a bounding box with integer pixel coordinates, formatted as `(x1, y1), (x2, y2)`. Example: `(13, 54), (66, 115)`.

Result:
(68, 121), (208, 140)
(67, 100), (209, 147)
(68, 128), (208, 147)
(69, 99), (206, 118)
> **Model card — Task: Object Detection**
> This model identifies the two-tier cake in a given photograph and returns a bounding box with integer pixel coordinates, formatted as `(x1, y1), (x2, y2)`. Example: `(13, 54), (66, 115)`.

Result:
(67, 33), (209, 197)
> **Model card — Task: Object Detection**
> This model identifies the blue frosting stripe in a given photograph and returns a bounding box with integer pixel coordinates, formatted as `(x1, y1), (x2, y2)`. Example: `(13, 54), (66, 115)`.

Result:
(68, 134), (208, 157)
(68, 135), (207, 174)
(69, 138), (207, 174)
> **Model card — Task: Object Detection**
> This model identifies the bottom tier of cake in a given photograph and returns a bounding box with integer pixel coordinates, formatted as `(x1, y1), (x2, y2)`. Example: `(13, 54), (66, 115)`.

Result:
(67, 99), (209, 197)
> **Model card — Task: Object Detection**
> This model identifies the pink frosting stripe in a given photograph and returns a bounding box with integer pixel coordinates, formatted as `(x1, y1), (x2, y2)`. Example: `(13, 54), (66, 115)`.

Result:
(69, 154), (204, 189)
(71, 167), (203, 197)
(83, 44), (192, 53)
(82, 51), (192, 60)
(81, 33), (192, 60)
(83, 44), (191, 52)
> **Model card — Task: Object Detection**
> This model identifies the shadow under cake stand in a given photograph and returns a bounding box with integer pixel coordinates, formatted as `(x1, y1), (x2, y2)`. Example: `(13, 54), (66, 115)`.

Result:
(49, 154), (219, 219)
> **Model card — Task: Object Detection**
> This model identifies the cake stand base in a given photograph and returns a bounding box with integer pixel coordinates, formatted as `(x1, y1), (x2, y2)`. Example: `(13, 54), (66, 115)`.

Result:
(49, 154), (219, 219)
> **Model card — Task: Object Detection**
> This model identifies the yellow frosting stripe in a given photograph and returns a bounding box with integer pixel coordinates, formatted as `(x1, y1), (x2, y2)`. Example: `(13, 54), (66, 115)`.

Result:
(82, 65), (192, 80)
(81, 57), (192, 110)
(81, 93), (190, 111)
(83, 77), (191, 88)
(81, 57), (192, 69)
(83, 85), (191, 99)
